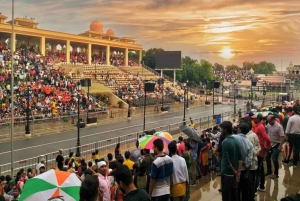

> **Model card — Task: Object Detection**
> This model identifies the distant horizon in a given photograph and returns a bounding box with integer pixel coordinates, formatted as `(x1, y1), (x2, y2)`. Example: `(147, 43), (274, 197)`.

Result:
(1, 0), (299, 70)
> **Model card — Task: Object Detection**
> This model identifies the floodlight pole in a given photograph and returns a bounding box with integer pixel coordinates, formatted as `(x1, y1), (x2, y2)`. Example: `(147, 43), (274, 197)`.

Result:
(77, 94), (81, 156)
(143, 88), (146, 131)
(10, 0), (15, 176)
(213, 81), (215, 115)
(183, 83), (186, 125)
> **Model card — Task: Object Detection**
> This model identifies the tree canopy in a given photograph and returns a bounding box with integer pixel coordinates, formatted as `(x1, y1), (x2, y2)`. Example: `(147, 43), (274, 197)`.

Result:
(226, 64), (241, 71)
(133, 48), (277, 87)
(243, 61), (276, 74)
(213, 63), (224, 71)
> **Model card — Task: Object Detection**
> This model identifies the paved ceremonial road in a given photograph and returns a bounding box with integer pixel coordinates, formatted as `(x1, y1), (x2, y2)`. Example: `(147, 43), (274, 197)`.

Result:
(0, 103), (244, 165)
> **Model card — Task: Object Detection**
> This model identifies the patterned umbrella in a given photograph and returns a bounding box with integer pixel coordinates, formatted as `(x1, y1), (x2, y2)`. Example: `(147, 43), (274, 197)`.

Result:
(154, 132), (173, 142)
(138, 135), (170, 151)
(19, 169), (81, 201)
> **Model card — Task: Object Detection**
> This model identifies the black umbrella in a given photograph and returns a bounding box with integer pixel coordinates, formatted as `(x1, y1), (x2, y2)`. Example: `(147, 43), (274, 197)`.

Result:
(179, 125), (200, 141)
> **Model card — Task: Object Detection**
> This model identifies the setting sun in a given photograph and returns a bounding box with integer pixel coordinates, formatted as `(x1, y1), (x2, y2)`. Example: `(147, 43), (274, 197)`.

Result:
(219, 46), (235, 60)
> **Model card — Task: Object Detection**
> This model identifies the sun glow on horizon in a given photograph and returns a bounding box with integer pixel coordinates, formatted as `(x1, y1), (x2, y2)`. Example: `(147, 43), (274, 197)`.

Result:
(220, 46), (235, 59)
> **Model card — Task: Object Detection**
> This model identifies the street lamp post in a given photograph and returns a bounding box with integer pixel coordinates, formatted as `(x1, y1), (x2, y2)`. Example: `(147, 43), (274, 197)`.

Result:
(231, 79), (237, 115)
(183, 82), (187, 125)
(25, 86), (32, 135)
(76, 82), (82, 156)
(212, 80), (220, 116)
(186, 80), (189, 109)
(127, 100), (131, 119)
(221, 84), (224, 102)
(158, 78), (165, 110)
(213, 81), (215, 115)
(263, 80), (267, 103)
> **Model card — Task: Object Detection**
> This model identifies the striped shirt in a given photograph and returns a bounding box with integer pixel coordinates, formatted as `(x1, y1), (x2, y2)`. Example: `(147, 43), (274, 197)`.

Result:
(150, 155), (173, 197)
(266, 122), (285, 147)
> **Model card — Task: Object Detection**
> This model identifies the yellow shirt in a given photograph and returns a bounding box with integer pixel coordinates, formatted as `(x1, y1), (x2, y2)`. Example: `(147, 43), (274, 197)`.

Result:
(123, 159), (135, 170)
(189, 123), (195, 129)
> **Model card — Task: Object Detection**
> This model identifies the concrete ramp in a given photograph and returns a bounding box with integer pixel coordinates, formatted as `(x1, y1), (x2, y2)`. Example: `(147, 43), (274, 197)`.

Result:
(82, 82), (112, 93)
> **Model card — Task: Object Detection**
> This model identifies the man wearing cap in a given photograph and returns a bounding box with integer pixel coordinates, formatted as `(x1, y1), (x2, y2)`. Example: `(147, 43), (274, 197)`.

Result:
(97, 161), (111, 201)
(265, 114), (285, 179)
(252, 113), (271, 192)
(56, 149), (64, 171)
(36, 157), (46, 175)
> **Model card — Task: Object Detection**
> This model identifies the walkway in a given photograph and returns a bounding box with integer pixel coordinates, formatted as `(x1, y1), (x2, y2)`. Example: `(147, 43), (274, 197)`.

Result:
(190, 156), (300, 201)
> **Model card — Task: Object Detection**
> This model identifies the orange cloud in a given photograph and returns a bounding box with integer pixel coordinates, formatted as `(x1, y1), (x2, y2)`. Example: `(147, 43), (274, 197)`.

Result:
(0, 0), (299, 68)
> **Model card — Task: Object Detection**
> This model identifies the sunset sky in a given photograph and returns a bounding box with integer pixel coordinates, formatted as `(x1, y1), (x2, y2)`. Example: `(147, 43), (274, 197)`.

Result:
(1, 0), (300, 70)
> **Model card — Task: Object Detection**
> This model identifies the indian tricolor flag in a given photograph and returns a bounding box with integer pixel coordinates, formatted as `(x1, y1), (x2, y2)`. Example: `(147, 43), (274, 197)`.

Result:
(19, 169), (81, 201)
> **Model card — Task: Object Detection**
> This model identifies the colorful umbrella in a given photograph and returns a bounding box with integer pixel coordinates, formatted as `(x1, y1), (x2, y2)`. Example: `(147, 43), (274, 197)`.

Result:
(19, 169), (81, 201)
(254, 111), (272, 117)
(139, 135), (169, 150)
(154, 132), (173, 142)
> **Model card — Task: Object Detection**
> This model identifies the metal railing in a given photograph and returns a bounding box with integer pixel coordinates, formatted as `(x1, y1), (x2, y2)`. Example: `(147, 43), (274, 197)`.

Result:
(0, 99), (204, 142)
(0, 106), (246, 176)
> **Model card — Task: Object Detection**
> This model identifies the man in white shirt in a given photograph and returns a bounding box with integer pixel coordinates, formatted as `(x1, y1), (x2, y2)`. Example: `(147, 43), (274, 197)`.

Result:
(285, 105), (300, 166)
(36, 157), (45, 175)
(168, 142), (189, 201)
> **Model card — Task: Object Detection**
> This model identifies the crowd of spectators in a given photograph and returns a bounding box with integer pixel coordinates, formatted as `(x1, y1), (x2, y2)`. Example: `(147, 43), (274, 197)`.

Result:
(214, 69), (250, 82)
(0, 43), (106, 124)
(113, 76), (188, 106)
(91, 54), (137, 67)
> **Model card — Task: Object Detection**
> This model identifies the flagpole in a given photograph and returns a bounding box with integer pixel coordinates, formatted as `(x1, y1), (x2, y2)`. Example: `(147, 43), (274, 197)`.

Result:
(10, 0), (15, 176)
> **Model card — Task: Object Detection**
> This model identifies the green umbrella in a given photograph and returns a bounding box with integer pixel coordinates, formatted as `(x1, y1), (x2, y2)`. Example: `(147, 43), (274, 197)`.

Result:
(19, 169), (81, 201)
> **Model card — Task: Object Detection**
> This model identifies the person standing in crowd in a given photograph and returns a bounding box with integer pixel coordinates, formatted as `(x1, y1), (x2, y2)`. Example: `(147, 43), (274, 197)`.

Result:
(284, 105), (300, 166)
(220, 121), (242, 201)
(168, 142), (189, 201)
(80, 175), (104, 201)
(265, 114), (285, 179)
(209, 126), (221, 149)
(189, 118), (195, 129)
(56, 149), (64, 171)
(149, 139), (173, 201)
(234, 123), (254, 201)
(107, 153), (117, 170)
(282, 107), (290, 133)
(36, 158), (46, 175)
(242, 117), (261, 199)
(97, 161), (111, 201)
(178, 136), (185, 156)
(114, 165), (150, 201)
(115, 143), (121, 159)
(141, 149), (154, 175)
(134, 161), (150, 193)
(182, 142), (193, 201)
(190, 139), (198, 186)
(252, 113), (271, 192)
(123, 151), (135, 171)
(216, 127), (226, 192)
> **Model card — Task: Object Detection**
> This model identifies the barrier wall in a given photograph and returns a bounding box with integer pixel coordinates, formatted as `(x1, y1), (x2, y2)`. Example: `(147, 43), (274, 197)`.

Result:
(0, 107), (245, 176)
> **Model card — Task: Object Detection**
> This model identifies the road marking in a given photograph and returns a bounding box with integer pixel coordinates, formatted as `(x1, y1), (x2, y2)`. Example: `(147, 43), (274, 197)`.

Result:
(0, 105), (238, 156)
